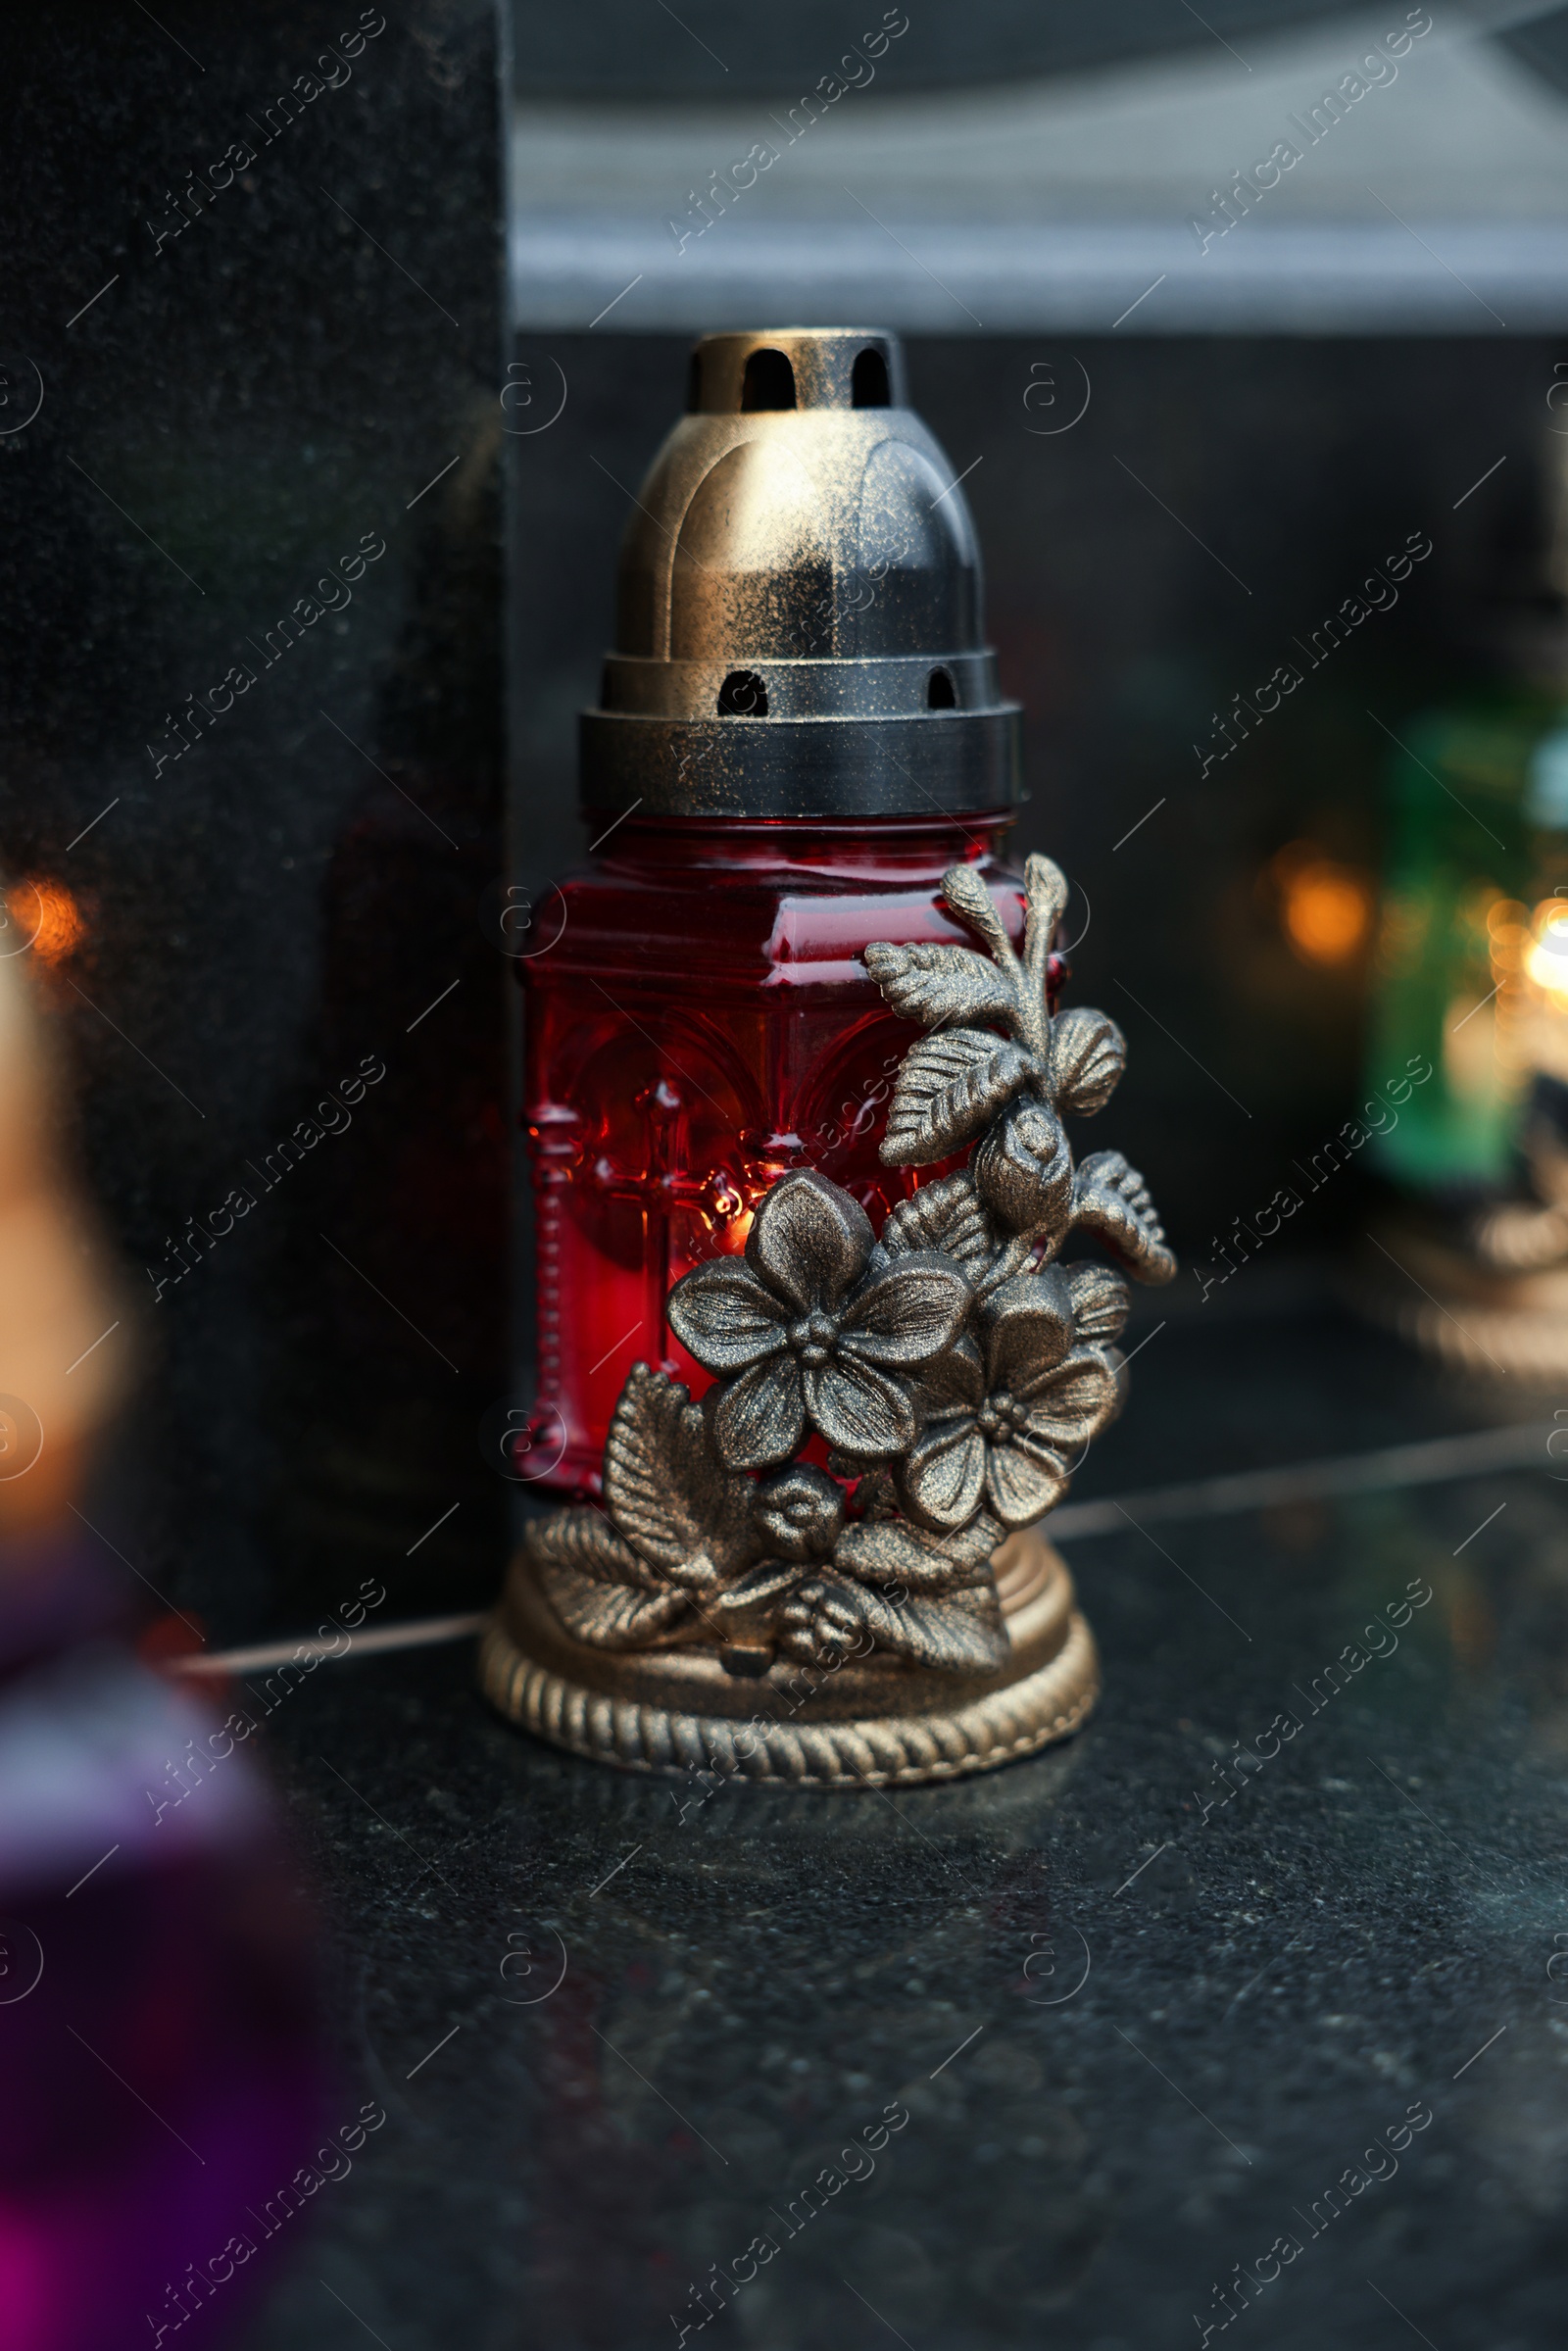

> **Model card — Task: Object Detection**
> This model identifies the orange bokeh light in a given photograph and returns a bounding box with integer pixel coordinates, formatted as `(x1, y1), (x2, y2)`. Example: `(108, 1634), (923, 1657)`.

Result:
(1271, 847), (1373, 967)
(7, 878), (83, 966)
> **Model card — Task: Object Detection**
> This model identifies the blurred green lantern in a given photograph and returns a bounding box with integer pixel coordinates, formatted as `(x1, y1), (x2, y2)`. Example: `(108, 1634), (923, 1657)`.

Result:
(1360, 436), (1568, 1374)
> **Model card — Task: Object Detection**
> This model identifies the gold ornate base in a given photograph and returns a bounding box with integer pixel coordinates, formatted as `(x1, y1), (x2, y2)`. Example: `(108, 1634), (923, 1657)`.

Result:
(1352, 1214), (1568, 1382)
(479, 1526), (1099, 1788)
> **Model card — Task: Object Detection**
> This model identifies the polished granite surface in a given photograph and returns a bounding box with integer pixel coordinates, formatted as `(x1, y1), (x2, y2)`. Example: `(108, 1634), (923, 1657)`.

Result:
(237, 1296), (1568, 2351)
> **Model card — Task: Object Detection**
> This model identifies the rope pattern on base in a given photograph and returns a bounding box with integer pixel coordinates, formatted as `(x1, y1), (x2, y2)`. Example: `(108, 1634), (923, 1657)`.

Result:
(477, 1613), (1100, 1788)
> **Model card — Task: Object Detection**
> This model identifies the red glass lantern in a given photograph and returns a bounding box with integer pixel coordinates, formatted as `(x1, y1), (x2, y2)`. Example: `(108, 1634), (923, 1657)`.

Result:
(522, 329), (1027, 1494)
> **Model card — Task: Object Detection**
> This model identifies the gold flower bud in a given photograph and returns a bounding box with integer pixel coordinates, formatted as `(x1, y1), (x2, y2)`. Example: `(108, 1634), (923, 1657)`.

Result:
(972, 1095), (1074, 1238)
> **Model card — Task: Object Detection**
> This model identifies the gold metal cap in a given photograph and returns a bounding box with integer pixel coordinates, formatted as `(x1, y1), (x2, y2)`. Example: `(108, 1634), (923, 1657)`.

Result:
(580, 326), (1022, 819)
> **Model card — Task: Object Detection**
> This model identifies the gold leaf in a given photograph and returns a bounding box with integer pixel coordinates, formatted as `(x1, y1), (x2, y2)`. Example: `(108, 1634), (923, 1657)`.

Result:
(1063, 1261), (1131, 1344)
(880, 1030), (1035, 1167)
(528, 1509), (695, 1648)
(1049, 1007), (1126, 1117)
(835, 1506), (1002, 1592)
(528, 1507), (661, 1590)
(782, 1572), (1007, 1674)
(603, 1361), (756, 1583)
(539, 1564), (693, 1649)
(862, 940), (1017, 1032)
(879, 1171), (994, 1274)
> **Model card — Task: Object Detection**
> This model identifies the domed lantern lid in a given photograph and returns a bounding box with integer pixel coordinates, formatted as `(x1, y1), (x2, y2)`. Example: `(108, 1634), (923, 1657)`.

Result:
(580, 327), (1022, 819)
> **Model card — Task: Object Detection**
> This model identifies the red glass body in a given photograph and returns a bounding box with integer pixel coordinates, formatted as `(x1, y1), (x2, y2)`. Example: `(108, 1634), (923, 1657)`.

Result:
(523, 812), (1025, 1494)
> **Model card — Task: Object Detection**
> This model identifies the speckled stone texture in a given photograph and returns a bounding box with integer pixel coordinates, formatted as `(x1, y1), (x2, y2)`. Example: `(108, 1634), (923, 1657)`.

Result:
(1, 0), (508, 1640)
(237, 1300), (1568, 2351)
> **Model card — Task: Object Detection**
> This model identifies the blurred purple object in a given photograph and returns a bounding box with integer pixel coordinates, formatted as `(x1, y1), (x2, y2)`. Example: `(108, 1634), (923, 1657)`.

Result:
(0, 1531), (323, 2351)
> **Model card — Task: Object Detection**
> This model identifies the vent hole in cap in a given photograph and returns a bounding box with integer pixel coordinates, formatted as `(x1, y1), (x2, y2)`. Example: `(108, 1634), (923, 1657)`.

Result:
(852, 348), (891, 408)
(926, 667), (956, 709)
(717, 669), (769, 716)
(741, 349), (797, 412)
